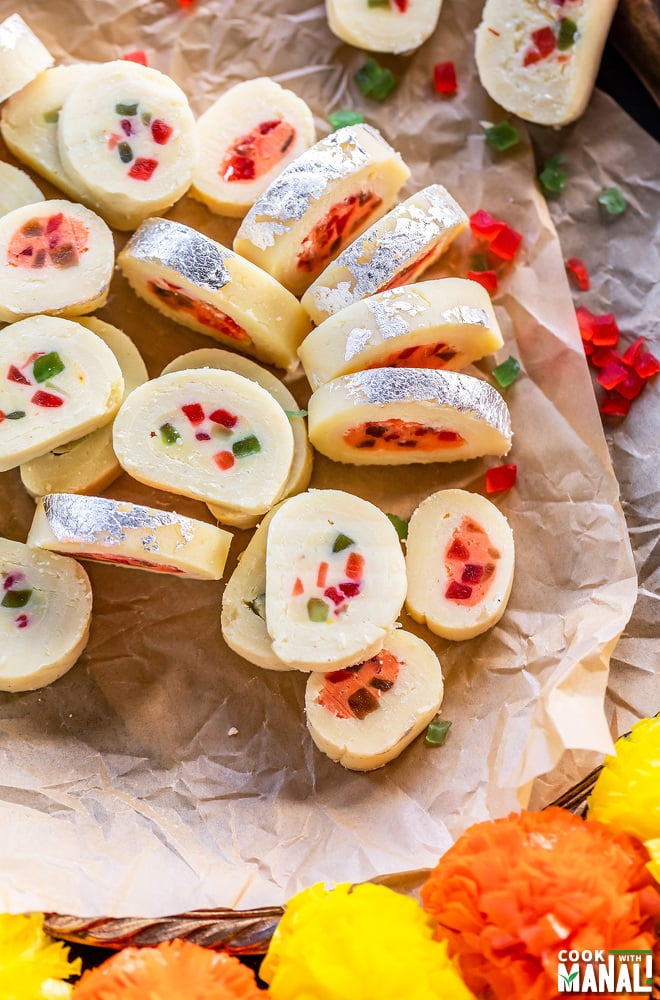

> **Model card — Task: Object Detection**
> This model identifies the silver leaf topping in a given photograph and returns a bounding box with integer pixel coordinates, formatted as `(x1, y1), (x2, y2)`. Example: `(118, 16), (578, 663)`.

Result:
(42, 494), (194, 551)
(124, 219), (233, 292)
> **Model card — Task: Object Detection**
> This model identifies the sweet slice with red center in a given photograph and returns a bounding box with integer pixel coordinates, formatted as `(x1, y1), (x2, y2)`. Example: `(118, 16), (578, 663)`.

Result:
(302, 185), (468, 326)
(298, 278), (504, 390)
(265, 490), (406, 672)
(308, 369), (512, 466)
(326, 0), (443, 55)
(191, 78), (316, 219)
(305, 630), (444, 771)
(406, 488), (515, 640)
(234, 123), (410, 297)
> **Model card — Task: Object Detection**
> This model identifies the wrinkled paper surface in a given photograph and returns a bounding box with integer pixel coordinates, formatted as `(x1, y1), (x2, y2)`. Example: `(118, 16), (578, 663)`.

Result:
(0, 0), (655, 916)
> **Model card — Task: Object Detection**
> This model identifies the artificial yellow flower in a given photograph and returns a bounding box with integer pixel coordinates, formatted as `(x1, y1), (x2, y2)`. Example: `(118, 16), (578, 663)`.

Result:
(0, 912), (81, 1000)
(260, 881), (475, 1000)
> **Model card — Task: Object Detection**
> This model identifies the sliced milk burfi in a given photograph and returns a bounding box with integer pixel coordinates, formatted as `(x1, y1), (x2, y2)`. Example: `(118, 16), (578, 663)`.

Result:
(0, 315), (124, 473)
(265, 490), (407, 672)
(57, 60), (198, 230)
(234, 124), (410, 297)
(191, 77), (316, 219)
(0, 537), (92, 692)
(118, 219), (311, 371)
(406, 489), (515, 640)
(0, 14), (53, 103)
(305, 629), (444, 770)
(307, 369), (512, 465)
(0, 163), (43, 217)
(0, 199), (114, 322)
(475, 0), (618, 126)
(20, 318), (148, 498)
(162, 348), (313, 529)
(27, 494), (233, 580)
(299, 278), (504, 389)
(326, 0), (444, 54)
(302, 185), (468, 325)
(112, 369), (294, 516)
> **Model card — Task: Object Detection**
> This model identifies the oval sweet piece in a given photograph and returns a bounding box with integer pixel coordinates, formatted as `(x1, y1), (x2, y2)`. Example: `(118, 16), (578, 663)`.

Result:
(190, 77), (316, 219)
(0, 537), (91, 692)
(27, 494), (233, 581)
(305, 629), (444, 770)
(20, 318), (148, 498)
(299, 278), (504, 389)
(112, 369), (294, 515)
(0, 315), (124, 474)
(307, 369), (512, 465)
(0, 199), (114, 322)
(0, 14), (54, 103)
(265, 489), (407, 672)
(326, 0), (444, 55)
(0, 163), (44, 217)
(234, 124), (410, 297)
(475, 0), (618, 126)
(162, 348), (313, 530)
(406, 488), (515, 640)
(118, 219), (311, 372)
(57, 60), (199, 230)
(301, 185), (468, 325)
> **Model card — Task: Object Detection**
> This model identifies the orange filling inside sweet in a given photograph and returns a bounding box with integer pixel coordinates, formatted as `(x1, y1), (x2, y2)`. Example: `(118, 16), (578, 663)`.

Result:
(344, 419), (465, 452)
(297, 190), (382, 275)
(378, 245), (440, 293)
(443, 516), (499, 607)
(79, 551), (184, 573)
(319, 650), (400, 720)
(369, 341), (457, 370)
(220, 119), (296, 183)
(148, 279), (251, 343)
(8, 213), (89, 270)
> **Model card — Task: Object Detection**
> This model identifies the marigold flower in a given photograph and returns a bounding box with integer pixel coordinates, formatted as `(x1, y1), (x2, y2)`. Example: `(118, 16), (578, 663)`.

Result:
(74, 939), (265, 999)
(0, 912), (81, 999)
(420, 807), (660, 1000)
(260, 881), (474, 1000)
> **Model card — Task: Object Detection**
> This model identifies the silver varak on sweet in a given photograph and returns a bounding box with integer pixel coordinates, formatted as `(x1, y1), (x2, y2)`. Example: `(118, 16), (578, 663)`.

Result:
(42, 494), (194, 550)
(124, 219), (233, 291)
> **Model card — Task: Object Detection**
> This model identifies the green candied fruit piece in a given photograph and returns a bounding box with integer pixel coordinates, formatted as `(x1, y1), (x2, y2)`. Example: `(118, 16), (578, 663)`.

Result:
(33, 352), (65, 383)
(387, 513), (409, 540)
(367, 0), (390, 6)
(118, 142), (134, 164)
(307, 598), (329, 623)
(283, 409), (308, 419)
(159, 422), (181, 445)
(354, 58), (397, 102)
(115, 102), (138, 116)
(327, 109), (365, 132)
(469, 252), (489, 273)
(424, 719), (452, 747)
(5, 411), (26, 420)
(598, 186), (627, 217)
(332, 533), (354, 553)
(484, 120), (520, 152)
(1, 589), (33, 609)
(232, 435), (261, 458)
(492, 355), (521, 389)
(43, 108), (60, 124)
(141, 111), (152, 125)
(539, 154), (568, 196)
(557, 17), (578, 50)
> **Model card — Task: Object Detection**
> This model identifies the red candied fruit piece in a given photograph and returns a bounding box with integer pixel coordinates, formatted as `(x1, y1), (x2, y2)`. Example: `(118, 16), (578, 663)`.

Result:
(582, 340), (594, 357)
(324, 587), (345, 607)
(151, 119), (173, 145)
(214, 451), (235, 471)
(120, 118), (133, 136)
(489, 225), (522, 261)
(445, 581), (473, 601)
(209, 408), (238, 428)
(461, 564), (484, 584)
(345, 552), (365, 580)
(15, 614), (29, 629)
(31, 390), (63, 407)
(447, 538), (469, 560)
(182, 402), (205, 425)
(565, 256), (590, 291)
(621, 337), (645, 367)
(339, 581), (360, 598)
(292, 577), (304, 597)
(615, 371), (645, 401)
(195, 432), (210, 441)
(486, 463), (517, 493)
(7, 365), (30, 385)
(467, 269), (498, 293)
(128, 157), (158, 181)
(469, 209), (506, 242)
(45, 213), (63, 234)
(434, 61), (458, 96)
(392, 0), (408, 9)
(591, 313), (619, 347)
(524, 25), (557, 66)
(227, 156), (256, 181)
(636, 352), (660, 379)
(590, 347), (620, 369)
(176, 0), (196, 7)
(597, 360), (628, 391)
(600, 393), (631, 417)
(123, 50), (148, 66)
(576, 305), (596, 342)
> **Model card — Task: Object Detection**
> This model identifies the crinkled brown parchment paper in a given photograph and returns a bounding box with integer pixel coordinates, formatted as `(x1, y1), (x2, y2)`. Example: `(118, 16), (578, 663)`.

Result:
(0, 0), (655, 916)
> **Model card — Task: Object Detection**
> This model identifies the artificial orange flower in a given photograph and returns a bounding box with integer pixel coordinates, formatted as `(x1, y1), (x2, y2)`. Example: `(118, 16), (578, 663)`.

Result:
(73, 939), (266, 999)
(420, 807), (660, 1000)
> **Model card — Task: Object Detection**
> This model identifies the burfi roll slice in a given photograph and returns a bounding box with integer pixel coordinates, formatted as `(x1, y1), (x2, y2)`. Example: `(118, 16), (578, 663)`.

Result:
(475, 0), (618, 126)
(305, 629), (444, 771)
(191, 77), (316, 219)
(307, 369), (512, 465)
(406, 488), (515, 640)
(162, 348), (313, 529)
(118, 219), (311, 372)
(0, 14), (53, 102)
(0, 315), (124, 473)
(27, 494), (233, 581)
(57, 60), (198, 230)
(326, 0), (444, 55)
(0, 163), (43, 217)
(0, 199), (114, 322)
(112, 369), (294, 516)
(265, 490), (407, 672)
(299, 278), (504, 389)
(20, 318), (148, 498)
(0, 537), (92, 693)
(302, 185), (468, 325)
(234, 124), (410, 297)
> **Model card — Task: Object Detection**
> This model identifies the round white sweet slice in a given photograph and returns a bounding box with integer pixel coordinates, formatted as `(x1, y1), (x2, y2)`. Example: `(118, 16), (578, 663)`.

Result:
(0, 14), (54, 103)
(299, 278), (504, 389)
(118, 219), (311, 372)
(113, 369), (294, 516)
(20, 318), (148, 498)
(234, 124), (410, 297)
(302, 185), (468, 325)
(0, 199), (114, 322)
(406, 488), (515, 640)
(57, 60), (198, 231)
(0, 315), (124, 474)
(307, 369), (512, 465)
(265, 490), (407, 672)
(326, 0), (443, 55)
(1, 64), (94, 200)
(0, 537), (91, 692)
(0, 163), (43, 217)
(162, 348), (313, 529)
(190, 77), (316, 219)
(27, 494), (233, 581)
(305, 629), (444, 771)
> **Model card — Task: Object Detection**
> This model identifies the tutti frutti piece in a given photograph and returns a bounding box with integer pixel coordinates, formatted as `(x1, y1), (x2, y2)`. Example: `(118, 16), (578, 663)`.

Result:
(326, 0), (444, 55)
